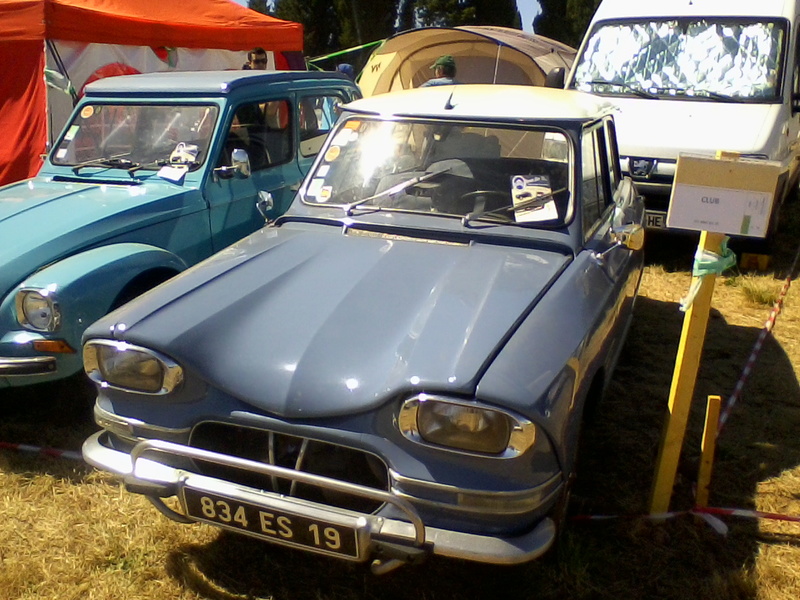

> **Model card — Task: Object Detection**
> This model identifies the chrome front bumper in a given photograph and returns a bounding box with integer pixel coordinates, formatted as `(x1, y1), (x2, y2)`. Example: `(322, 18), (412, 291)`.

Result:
(83, 431), (556, 571)
(0, 355), (57, 376)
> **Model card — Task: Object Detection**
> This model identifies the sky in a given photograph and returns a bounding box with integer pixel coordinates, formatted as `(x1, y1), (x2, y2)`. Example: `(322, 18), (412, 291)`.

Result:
(232, 0), (540, 33)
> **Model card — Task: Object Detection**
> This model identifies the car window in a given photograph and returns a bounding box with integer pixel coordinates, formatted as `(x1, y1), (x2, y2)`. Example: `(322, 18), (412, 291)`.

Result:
(301, 117), (572, 227)
(217, 99), (292, 171)
(52, 103), (218, 169)
(581, 126), (611, 236)
(299, 94), (347, 158)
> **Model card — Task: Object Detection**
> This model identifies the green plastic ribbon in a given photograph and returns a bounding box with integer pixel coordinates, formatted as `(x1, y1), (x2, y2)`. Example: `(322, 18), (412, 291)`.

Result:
(679, 236), (737, 312)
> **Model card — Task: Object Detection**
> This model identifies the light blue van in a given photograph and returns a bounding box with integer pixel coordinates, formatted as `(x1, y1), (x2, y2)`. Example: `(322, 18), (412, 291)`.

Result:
(0, 70), (360, 388)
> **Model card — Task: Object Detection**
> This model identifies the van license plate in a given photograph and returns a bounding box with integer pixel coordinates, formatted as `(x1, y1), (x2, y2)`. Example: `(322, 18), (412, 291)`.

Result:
(182, 487), (360, 558)
(645, 211), (666, 228)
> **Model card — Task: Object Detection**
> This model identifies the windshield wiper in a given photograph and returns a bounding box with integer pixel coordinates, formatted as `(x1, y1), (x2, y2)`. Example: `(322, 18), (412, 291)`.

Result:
(583, 80), (659, 99)
(72, 154), (138, 174)
(462, 187), (569, 226)
(343, 165), (453, 216)
(648, 86), (740, 102)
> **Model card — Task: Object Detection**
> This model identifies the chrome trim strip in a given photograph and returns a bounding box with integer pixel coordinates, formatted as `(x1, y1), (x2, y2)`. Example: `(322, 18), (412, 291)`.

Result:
(0, 356), (57, 376)
(398, 393), (536, 458)
(390, 469), (561, 515)
(93, 403), (191, 441)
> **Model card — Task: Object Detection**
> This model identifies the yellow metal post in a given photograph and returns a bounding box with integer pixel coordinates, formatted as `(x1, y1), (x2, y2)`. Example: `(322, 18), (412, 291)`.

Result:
(649, 231), (725, 514)
(695, 395), (722, 508)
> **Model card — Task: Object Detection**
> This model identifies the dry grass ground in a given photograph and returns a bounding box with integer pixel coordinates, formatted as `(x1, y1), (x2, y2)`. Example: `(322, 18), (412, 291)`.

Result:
(3, 203), (800, 599)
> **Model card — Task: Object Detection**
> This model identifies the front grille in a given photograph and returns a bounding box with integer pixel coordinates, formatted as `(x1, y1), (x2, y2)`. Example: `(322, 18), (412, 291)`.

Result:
(189, 422), (389, 513)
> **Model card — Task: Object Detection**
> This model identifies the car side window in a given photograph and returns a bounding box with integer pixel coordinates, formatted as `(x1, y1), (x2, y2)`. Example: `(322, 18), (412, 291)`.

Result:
(217, 99), (292, 171)
(299, 94), (347, 157)
(581, 126), (612, 236)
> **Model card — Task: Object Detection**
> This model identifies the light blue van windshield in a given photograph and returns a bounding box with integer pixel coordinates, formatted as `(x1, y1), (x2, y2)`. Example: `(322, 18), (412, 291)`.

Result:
(52, 104), (219, 170)
(572, 19), (786, 101)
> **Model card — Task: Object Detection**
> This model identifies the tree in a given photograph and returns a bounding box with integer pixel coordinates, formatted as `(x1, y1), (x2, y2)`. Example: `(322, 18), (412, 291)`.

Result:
(413, 0), (521, 28)
(273, 0), (342, 58)
(333, 0), (396, 48)
(534, 0), (598, 47)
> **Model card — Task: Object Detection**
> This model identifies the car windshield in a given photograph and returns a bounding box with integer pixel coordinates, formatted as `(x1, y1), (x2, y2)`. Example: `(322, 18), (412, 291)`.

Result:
(301, 118), (572, 227)
(51, 103), (219, 170)
(571, 18), (786, 101)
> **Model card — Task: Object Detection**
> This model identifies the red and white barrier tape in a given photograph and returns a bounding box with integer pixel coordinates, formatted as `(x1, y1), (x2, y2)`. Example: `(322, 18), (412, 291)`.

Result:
(0, 441), (83, 462)
(572, 505), (800, 536)
(718, 245), (800, 434)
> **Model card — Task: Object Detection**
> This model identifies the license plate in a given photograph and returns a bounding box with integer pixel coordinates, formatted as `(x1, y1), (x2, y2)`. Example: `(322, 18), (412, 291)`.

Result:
(182, 487), (360, 559)
(645, 210), (666, 228)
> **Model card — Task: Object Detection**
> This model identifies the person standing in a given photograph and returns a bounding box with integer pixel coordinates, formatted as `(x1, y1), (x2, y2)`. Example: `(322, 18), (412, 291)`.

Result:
(420, 55), (459, 87)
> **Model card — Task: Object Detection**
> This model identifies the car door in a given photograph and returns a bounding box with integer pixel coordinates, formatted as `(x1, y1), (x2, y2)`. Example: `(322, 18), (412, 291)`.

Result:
(581, 118), (644, 353)
(204, 96), (303, 253)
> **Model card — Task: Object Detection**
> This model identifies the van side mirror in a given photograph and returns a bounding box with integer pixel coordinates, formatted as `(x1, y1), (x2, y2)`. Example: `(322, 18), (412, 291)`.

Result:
(793, 92), (800, 114)
(545, 68), (566, 89)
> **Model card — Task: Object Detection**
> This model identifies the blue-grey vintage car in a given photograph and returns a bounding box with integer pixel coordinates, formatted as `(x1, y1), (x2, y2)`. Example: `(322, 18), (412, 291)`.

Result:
(0, 70), (359, 388)
(82, 85), (645, 573)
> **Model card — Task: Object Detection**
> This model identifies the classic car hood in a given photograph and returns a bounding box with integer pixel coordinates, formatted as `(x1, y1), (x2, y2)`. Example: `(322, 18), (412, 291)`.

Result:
(611, 98), (780, 160)
(111, 224), (572, 418)
(0, 175), (198, 300)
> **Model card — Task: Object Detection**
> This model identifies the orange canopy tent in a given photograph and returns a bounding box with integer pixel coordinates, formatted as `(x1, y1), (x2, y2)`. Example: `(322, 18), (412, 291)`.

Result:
(0, 0), (304, 186)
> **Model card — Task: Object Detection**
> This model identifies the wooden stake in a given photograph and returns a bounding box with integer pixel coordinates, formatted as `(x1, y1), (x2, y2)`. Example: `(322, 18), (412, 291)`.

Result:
(695, 395), (722, 508)
(649, 231), (725, 514)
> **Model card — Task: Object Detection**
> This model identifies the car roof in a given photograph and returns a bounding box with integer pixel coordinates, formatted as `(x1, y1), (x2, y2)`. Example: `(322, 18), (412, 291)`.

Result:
(84, 70), (352, 97)
(345, 85), (616, 123)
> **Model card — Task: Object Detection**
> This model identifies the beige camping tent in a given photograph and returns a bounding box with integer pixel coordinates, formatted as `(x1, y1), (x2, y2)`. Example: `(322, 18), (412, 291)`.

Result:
(358, 26), (576, 97)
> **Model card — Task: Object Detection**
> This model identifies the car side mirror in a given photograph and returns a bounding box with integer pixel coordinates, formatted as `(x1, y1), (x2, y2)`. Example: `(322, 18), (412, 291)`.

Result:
(213, 148), (252, 180)
(256, 191), (274, 221)
(592, 223), (645, 263)
(792, 92), (800, 114)
(545, 68), (566, 89)
(231, 148), (251, 177)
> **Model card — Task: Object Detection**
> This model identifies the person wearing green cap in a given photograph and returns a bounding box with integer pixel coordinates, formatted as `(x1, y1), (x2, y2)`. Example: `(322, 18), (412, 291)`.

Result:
(421, 55), (460, 87)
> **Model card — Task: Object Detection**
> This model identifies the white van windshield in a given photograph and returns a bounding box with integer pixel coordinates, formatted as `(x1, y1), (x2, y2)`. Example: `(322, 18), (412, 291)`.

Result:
(572, 19), (786, 101)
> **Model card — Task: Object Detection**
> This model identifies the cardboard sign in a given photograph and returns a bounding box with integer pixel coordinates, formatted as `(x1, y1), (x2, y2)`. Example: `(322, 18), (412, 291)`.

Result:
(667, 153), (783, 238)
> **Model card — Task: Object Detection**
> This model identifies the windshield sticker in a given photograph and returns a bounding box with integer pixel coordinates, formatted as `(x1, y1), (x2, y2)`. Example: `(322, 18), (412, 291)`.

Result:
(316, 164), (330, 177)
(63, 125), (80, 142)
(331, 129), (353, 146)
(55, 148), (68, 160)
(306, 178), (325, 198)
(512, 175), (559, 222)
(319, 186), (332, 201)
(343, 120), (361, 130)
(80, 106), (94, 119)
(324, 146), (341, 162)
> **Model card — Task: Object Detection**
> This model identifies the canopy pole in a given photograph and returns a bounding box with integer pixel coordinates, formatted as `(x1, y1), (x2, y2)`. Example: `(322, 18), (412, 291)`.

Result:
(493, 45), (501, 84)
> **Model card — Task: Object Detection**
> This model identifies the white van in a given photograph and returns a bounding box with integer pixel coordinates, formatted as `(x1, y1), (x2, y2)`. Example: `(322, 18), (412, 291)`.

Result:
(561, 0), (800, 235)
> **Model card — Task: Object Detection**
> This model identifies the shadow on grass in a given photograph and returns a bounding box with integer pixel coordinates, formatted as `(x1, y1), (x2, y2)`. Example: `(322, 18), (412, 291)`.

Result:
(0, 374), (97, 479)
(160, 288), (800, 600)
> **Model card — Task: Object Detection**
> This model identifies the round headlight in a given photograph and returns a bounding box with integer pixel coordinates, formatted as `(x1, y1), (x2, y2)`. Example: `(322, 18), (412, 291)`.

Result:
(16, 290), (60, 331)
(83, 340), (183, 394)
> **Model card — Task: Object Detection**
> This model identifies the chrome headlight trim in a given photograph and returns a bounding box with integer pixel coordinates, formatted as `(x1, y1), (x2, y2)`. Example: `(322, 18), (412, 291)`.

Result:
(15, 287), (61, 332)
(398, 394), (536, 458)
(83, 339), (184, 395)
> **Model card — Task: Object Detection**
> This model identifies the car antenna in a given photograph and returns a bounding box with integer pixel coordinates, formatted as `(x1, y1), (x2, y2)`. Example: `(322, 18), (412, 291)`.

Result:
(444, 90), (456, 110)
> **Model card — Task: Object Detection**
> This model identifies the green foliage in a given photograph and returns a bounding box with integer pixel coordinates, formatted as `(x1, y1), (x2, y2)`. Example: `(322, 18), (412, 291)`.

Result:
(415, 0), (520, 28)
(535, 0), (599, 47)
